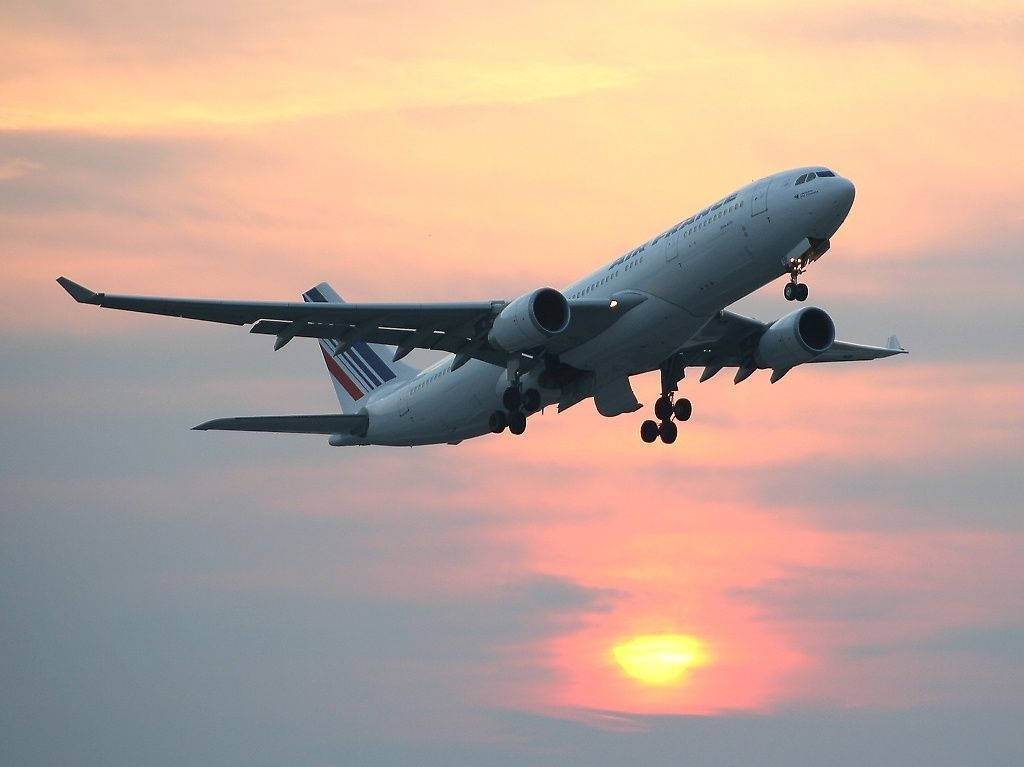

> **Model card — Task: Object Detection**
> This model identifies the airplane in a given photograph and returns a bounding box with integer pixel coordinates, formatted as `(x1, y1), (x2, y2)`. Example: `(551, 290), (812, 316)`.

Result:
(58, 165), (906, 446)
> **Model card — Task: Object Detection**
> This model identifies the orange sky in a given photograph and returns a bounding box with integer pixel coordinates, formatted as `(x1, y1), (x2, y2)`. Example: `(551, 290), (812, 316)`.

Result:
(2, 0), (1023, 741)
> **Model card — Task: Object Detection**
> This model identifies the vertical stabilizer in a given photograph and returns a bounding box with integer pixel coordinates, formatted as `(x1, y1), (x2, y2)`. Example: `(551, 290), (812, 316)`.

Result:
(302, 283), (417, 413)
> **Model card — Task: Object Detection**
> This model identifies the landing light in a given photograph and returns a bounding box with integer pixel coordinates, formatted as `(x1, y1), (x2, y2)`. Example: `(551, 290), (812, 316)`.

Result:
(609, 299), (619, 309)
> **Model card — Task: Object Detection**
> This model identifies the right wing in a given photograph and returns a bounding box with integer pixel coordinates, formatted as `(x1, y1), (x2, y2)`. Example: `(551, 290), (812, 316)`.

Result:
(57, 277), (643, 367)
(808, 335), (908, 363)
(673, 310), (907, 379)
(193, 414), (368, 435)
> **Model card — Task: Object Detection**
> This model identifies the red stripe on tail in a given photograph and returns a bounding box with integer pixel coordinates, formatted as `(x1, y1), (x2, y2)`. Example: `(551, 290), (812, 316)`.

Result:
(320, 347), (363, 400)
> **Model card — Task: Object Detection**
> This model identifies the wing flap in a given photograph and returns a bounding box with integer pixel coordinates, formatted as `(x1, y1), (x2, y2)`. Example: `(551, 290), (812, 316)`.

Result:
(192, 414), (369, 435)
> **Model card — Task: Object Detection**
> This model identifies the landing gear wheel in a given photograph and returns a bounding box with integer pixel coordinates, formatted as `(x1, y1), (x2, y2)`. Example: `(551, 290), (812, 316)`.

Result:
(640, 419), (659, 443)
(502, 386), (521, 410)
(784, 282), (796, 301)
(507, 411), (527, 435)
(659, 420), (678, 444)
(521, 388), (541, 413)
(489, 410), (507, 434)
(673, 398), (692, 422)
(796, 283), (809, 301)
(654, 395), (673, 422)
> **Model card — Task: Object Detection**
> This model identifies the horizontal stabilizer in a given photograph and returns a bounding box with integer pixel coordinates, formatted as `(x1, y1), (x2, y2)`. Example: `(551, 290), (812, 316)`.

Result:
(193, 414), (368, 435)
(56, 277), (100, 304)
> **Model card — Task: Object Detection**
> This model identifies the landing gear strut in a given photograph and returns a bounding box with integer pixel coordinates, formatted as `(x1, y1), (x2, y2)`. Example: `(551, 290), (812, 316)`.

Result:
(496, 357), (541, 437)
(640, 354), (692, 444)
(496, 384), (534, 437)
(782, 239), (830, 302)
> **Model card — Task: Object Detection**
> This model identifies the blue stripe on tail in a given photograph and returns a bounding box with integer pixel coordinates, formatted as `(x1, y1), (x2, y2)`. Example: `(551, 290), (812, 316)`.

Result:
(302, 285), (397, 391)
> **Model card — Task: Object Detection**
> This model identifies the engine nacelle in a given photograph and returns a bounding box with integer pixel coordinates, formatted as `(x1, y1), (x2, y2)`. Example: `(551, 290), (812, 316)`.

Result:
(488, 287), (570, 353)
(755, 306), (835, 371)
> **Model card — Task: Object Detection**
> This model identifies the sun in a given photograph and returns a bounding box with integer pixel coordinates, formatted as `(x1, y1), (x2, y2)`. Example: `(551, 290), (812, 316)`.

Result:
(612, 634), (709, 685)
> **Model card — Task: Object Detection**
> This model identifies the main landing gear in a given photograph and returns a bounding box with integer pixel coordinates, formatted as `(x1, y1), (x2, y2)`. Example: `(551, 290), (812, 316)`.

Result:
(640, 393), (691, 444)
(641, 354), (691, 444)
(491, 382), (541, 436)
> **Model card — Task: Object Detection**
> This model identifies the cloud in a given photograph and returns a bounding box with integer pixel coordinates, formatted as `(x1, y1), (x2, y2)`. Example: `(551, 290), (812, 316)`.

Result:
(1, 469), (621, 757)
(845, 622), (1024, 661)
(793, 8), (1024, 45)
(750, 456), (1024, 531)
(3, 1), (1023, 762)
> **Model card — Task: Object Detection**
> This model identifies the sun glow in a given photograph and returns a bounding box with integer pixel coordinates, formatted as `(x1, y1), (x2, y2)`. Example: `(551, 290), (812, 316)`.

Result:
(612, 635), (710, 686)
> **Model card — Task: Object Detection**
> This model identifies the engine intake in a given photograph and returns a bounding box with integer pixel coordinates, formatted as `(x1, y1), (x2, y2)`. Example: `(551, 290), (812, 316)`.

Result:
(755, 306), (835, 371)
(488, 287), (570, 353)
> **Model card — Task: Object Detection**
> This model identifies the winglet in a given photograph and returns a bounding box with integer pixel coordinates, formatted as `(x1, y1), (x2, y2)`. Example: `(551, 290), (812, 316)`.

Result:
(887, 335), (907, 353)
(56, 277), (100, 304)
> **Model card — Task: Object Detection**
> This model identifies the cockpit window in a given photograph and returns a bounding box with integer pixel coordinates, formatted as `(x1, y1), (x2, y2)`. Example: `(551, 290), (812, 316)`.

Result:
(795, 174), (807, 185)
(817, 169), (836, 177)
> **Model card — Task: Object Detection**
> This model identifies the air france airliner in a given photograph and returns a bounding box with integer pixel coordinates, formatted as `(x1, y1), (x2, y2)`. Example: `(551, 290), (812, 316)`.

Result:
(59, 166), (906, 446)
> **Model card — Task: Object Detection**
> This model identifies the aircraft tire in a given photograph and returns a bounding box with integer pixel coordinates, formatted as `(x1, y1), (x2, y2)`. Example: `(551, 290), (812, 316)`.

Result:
(673, 398), (692, 422)
(654, 396), (673, 421)
(659, 420), (678, 444)
(784, 282), (796, 301)
(507, 411), (527, 435)
(522, 388), (541, 413)
(489, 410), (507, 433)
(796, 283), (809, 301)
(502, 386), (521, 410)
(640, 420), (659, 443)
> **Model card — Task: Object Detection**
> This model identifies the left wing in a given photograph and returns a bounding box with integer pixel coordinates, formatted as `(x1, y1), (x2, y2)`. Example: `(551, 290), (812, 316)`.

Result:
(675, 310), (907, 378)
(57, 277), (640, 367)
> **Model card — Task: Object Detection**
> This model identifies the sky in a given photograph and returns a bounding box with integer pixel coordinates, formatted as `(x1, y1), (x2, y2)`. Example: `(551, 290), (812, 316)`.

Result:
(2, 1), (1023, 764)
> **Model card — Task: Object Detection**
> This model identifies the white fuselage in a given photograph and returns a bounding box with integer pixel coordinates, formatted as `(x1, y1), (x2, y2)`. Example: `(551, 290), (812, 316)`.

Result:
(340, 167), (856, 446)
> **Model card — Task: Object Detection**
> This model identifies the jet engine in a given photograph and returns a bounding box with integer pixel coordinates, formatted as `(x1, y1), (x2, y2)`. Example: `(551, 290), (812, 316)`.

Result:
(755, 306), (835, 370)
(488, 287), (570, 353)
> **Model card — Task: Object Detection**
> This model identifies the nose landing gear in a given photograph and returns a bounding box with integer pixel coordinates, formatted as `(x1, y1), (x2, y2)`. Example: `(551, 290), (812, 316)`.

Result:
(784, 266), (809, 302)
(783, 238), (829, 301)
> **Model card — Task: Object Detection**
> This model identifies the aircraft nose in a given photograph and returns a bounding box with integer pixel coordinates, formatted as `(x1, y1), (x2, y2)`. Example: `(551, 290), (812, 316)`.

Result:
(829, 176), (856, 221)
(837, 176), (855, 209)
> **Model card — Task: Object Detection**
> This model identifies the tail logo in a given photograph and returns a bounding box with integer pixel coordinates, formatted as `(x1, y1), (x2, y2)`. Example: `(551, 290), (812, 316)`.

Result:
(304, 287), (397, 401)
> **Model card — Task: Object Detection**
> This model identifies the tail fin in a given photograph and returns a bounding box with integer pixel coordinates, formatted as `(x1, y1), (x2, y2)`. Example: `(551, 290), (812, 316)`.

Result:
(303, 282), (417, 413)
